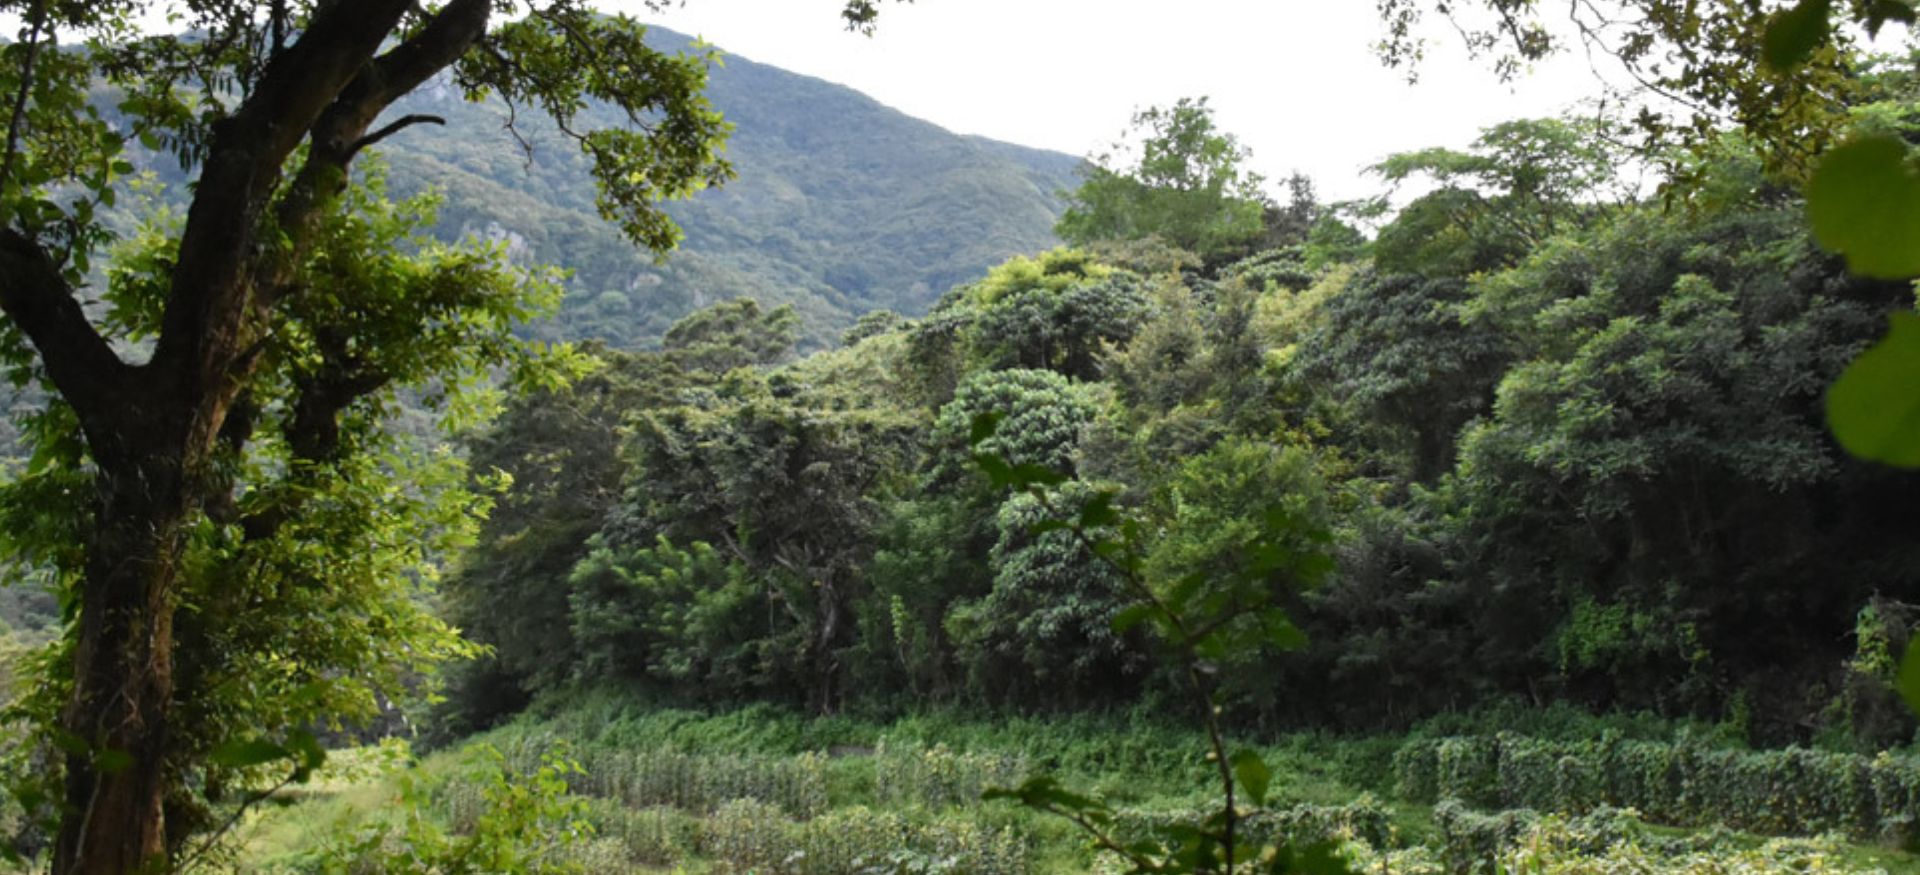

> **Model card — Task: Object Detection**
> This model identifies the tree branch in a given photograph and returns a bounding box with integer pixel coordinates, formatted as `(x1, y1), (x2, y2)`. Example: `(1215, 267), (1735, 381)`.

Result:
(347, 113), (446, 159)
(257, 0), (492, 306)
(152, 0), (418, 382)
(0, 229), (134, 439)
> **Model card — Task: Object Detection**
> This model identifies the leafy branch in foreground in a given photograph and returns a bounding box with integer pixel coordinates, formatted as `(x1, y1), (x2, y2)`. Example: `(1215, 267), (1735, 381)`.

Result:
(972, 414), (1349, 875)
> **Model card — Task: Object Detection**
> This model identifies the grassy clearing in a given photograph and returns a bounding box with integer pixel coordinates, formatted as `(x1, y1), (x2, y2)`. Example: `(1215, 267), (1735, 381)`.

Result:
(235, 696), (1920, 874)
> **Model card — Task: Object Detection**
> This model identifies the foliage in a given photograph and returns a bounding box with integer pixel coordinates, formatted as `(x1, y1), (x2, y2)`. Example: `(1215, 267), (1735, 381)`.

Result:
(568, 536), (761, 689)
(1371, 0), (1860, 187)
(1367, 116), (1630, 277)
(443, 99), (1920, 760)
(927, 368), (1100, 490)
(1057, 98), (1269, 264)
(1395, 732), (1920, 841)
(304, 746), (596, 875)
(973, 418), (1345, 875)
(0, 0), (752, 863)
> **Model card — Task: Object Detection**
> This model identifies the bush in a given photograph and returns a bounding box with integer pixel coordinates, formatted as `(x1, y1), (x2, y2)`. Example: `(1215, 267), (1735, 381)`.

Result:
(874, 742), (1029, 810)
(1395, 732), (1920, 840)
(1114, 796), (1393, 851)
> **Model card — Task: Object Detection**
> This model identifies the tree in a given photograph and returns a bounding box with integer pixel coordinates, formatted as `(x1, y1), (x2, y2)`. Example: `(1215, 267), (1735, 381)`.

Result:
(660, 298), (802, 373)
(1374, 0), (1920, 711)
(1288, 269), (1510, 481)
(1056, 98), (1269, 264)
(1368, 117), (1630, 277)
(0, 0), (882, 868)
(1371, 0), (1860, 184)
(437, 347), (688, 733)
(615, 371), (918, 713)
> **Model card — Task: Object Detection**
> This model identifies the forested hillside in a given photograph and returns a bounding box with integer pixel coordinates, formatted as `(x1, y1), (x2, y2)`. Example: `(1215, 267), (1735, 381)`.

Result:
(440, 105), (1920, 749)
(334, 27), (1079, 347)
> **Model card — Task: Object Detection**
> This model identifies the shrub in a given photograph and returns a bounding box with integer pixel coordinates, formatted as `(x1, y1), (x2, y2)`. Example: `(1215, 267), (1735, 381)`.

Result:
(1114, 796), (1393, 851)
(874, 742), (1029, 810)
(1395, 732), (1920, 840)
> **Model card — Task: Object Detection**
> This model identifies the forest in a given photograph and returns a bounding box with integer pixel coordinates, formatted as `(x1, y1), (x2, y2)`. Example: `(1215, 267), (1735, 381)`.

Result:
(2, 0), (1920, 873)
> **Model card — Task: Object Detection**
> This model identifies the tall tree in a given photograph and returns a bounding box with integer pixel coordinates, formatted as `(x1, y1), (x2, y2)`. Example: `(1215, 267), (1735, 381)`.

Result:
(0, 0), (882, 869)
(1056, 97), (1269, 264)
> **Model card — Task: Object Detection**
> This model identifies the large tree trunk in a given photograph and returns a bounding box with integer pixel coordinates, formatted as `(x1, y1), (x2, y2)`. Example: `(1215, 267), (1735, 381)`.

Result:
(52, 450), (193, 874)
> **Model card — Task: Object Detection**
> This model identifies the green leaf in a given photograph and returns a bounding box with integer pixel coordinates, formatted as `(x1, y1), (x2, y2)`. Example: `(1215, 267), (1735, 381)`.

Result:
(287, 729), (328, 773)
(1264, 611), (1308, 651)
(1230, 749), (1271, 806)
(972, 453), (1014, 487)
(1009, 463), (1067, 487)
(1828, 311), (1920, 467)
(49, 730), (87, 757)
(1027, 519), (1071, 537)
(1808, 136), (1920, 279)
(1269, 840), (1356, 875)
(1078, 491), (1119, 528)
(983, 775), (1113, 824)
(1112, 602), (1156, 634)
(1865, 0), (1917, 37)
(968, 412), (1002, 446)
(1899, 637), (1920, 716)
(210, 738), (290, 769)
(1763, 0), (1830, 71)
(94, 748), (134, 774)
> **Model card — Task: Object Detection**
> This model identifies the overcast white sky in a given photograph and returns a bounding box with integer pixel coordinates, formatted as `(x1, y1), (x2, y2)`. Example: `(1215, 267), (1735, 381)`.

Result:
(612, 0), (1613, 201)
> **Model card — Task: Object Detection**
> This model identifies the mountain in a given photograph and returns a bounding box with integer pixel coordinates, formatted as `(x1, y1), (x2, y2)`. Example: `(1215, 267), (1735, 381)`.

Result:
(373, 27), (1083, 348)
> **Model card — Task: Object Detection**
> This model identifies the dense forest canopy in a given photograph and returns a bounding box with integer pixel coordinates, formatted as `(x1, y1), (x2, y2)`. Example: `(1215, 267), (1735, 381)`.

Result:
(442, 87), (1920, 744)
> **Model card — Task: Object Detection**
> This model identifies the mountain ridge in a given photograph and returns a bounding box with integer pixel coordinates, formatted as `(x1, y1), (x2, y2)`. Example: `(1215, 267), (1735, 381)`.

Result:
(374, 25), (1083, 348)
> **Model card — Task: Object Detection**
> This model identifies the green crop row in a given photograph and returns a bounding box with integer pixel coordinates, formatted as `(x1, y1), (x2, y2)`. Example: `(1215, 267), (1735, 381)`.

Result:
(588, 798), (1028, 875)
(1428, 801), (1879, 875)
(1394, 733), (1920, 841)
(476, 729), (831, 817)
(1111, 796), (1395, 851)
(874, 741), (1030, 810)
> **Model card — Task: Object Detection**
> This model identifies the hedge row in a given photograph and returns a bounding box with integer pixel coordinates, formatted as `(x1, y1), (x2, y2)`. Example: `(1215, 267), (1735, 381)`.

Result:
(1430, 801), (1868, 875)
(1394, 733), (1920, 840)
(1113, 796), (1394, 851)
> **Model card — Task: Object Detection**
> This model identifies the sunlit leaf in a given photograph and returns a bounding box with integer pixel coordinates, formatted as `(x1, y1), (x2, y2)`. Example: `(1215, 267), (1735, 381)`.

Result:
(1899, 637), (1920, 715)
(1828, 311), (1920, 467)
(1808, 136), (1920, 279)
(94, 748), (134, 774)
(1112, 602), (1156, 634)
(1230, 749), (1271, 806)
(210, 738), (290, 769)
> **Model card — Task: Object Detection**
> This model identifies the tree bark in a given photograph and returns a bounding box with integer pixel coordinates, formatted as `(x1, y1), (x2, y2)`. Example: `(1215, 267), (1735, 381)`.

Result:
(54, 451), (192, 875)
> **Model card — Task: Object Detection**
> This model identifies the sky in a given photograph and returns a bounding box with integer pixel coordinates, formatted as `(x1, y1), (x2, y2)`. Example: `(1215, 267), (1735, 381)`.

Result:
(613, 0), (1616, 201)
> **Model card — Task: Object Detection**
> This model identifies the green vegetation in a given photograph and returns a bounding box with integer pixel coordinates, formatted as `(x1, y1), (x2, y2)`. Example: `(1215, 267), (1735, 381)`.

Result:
(232, 703), (1920, 875)
(398, 77), (1918, 873)
(4, 0), (1920, 871)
